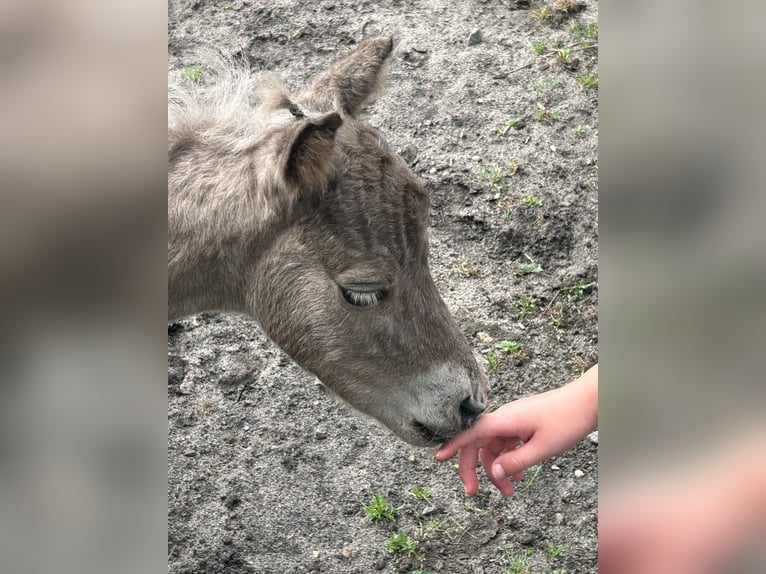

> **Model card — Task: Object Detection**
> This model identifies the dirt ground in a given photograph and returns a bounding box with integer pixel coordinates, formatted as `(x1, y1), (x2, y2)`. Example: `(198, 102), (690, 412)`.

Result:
(168, 0), (598, 572)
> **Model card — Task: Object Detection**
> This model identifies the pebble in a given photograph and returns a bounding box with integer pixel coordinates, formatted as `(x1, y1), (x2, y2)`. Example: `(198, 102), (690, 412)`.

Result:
(183, 450), (198, 457)
(551, 464), (560, 471)
(340, 545), (351, 559)
(466, 29), (483, 46)
(472, 155), (483, 162)
(314, 429), (327, 440)
(178, 380), (194, 394)
(554, 512), (564, 525)
(574, 469), (585, 478)
(587, 430), (599, 444)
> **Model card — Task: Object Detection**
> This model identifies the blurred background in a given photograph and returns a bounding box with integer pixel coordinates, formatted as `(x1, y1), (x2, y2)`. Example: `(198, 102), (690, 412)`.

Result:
(1, 0), (764, 572)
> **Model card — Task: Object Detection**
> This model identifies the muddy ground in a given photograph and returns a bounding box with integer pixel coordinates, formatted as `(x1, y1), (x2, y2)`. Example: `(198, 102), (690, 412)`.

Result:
(168, 0), (598, 572)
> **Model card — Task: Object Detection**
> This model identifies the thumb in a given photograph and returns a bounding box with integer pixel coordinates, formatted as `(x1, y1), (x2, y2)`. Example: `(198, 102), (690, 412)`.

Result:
(491, 439), (547, 482)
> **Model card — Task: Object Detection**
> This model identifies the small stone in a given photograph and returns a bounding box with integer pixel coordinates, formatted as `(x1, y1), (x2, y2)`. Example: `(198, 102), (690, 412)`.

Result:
(429, 167), (437, 174)
(341, 545), (351, 559)
(183, 450), (198, 457)
(554, 512), (564, 525)
(472, 155), (483, 162)
(374, 553), (387, 570)
(551, 464), (560, 471)
(223, 432), (236, 444)
(314, 429), (327, 440)
(421, 504), (443, 517)
(407, 453), (416, 463)
(574, 469), (585, 478)
(311, 550), (320, 559)
(467, 28), (483, 46)
(179, 380), (194, 394)
(587, 430), (599, 444)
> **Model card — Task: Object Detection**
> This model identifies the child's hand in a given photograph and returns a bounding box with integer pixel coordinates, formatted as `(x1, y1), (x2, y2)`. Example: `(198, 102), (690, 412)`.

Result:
(435, 365), (598, 496)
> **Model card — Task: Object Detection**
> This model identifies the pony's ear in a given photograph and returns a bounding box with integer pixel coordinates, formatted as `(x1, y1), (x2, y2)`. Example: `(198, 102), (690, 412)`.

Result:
(302, 36), (394, 117)
(279, 112), (343, 190)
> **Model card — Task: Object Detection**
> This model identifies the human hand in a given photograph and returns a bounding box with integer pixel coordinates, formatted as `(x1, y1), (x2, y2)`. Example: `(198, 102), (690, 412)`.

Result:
(435, 364), (598, 496)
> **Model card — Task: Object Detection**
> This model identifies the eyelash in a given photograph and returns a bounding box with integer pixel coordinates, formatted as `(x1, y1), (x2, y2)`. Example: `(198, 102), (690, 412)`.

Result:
(341, 288), (386, 307)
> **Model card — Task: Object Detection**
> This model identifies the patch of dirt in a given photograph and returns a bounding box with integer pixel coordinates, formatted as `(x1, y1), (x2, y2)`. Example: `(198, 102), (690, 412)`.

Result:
(168, 1), (598, 572)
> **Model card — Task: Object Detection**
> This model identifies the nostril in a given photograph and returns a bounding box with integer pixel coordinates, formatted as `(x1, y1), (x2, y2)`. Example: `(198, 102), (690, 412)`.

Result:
(459, 396), (485, 427)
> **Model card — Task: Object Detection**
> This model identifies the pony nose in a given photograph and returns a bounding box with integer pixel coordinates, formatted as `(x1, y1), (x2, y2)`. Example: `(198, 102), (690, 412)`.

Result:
(459, 396), (485, 428)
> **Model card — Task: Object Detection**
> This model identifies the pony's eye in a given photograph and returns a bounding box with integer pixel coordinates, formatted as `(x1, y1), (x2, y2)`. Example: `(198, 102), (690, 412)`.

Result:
(341, 287), (386, 307)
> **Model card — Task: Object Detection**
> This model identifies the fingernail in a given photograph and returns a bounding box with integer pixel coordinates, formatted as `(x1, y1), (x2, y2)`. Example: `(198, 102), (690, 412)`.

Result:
(492, 463), (506, 482)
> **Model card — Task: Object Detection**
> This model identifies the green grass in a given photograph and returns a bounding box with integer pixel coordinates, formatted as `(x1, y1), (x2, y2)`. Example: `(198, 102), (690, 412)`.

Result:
(180, 65), (203, 83)
(485, 351), (499, 372)
(561, 280), (596, 302)
(516, 295), (537, 319)
(521, 464), (541, 492)
(479, 164), (506, 191)
(546, 543), (570, 559)
(523, 195), (543, 207)
(497, 118), (525, 136)
(573, 124), (588, 137)
(576, 73), (598, 89)
(532, 40), (547, 55)
(535, 105), (559, 124)
(409, 486), (432, 504)
(554, 46), (572, 64)
(495, 340), (521, 355)
(386, 532), (416, 557)
(504, 548), (533, 574)
(363, 493), (395, 522)
(569, 20), (598, 40)
(516, 262), (543, 275)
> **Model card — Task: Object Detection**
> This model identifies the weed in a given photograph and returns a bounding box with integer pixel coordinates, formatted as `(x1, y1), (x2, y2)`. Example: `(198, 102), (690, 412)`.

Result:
(553, 0), (581, 13)
(535, 104), (559, 124)
(453, 261), (479, 278)
(507, 159), (522, 175)
(576, 73), (598, 89)
(530, 78), (562, 92)
(569, 20), (598, 39)
(523, 195), (543, 207)
(363, 493), (395, 522)
(561, 280), (596, 302)
(521, 464), (541, 491)
(550, 312), (565, 329)
(530, 4), (554, 23)
(385, 532), (416, 557)
(479, 164), (505, 191)
(516, 262), (543, 275)
(495, 340), (521, 355)
(546, 543), (570, 559)
(504, 548), (533, 574)
(485, 351), (499, 372)
(532, 40), (547, 55)
(497, 118), (525, 136)
(516, 295), (537, 319)
(180, 65), (203, 83)
(573, 124), (588, 137)
(409, 486), (432, 504)
(554, 46), (572, 64)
